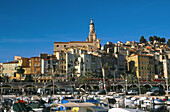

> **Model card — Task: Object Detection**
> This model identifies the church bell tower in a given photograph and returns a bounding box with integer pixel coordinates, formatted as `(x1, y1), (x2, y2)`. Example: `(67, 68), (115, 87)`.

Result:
(89, 18), (97, 42)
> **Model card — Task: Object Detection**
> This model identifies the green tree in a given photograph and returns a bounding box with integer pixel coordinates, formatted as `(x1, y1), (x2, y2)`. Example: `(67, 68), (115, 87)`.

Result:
(153, 36), (158, 41)
(78, 71), (93, 90)
(140, 36), (145, 43)
(157, 65), (163, 78)
(158, 37), (161, 42)
(127, 73), (138, 86)
(70, 68), (77, 81)
(167, 39), (170, 45)
(140, 36), (147, 44)
(85, 71), (93, 82)
(168, 74), (170, 84)
(146, 65), (153, 82)
(0, 76), (4, 82)
(161, 37), (166, 43)
(3, 76), (9, 82)
(132, 66), (137, 75)
(149, 36), (153, 42)
(16, 66), (25, 82)
(24, 74), (34, 82)
(127, 67), (137, 88)
(103, 63), (111, 79)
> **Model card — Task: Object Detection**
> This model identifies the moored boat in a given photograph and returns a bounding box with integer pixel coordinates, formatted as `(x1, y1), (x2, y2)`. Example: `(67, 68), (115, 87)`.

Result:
(50, 102), (108, 112)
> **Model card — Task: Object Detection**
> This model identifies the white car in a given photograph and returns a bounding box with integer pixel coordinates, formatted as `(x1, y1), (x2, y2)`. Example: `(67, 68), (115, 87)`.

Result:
(127, 90), (138, 95)
(146, 91), (153, 95)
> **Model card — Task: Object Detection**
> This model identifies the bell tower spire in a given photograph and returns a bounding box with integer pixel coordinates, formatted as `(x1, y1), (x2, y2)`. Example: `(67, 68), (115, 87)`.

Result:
(89, 18), (96, 42)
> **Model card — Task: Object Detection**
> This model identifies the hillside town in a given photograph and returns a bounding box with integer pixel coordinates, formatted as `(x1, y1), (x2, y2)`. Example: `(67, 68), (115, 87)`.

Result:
(1, 18), (170, 111)
(0, 19), (170, 83)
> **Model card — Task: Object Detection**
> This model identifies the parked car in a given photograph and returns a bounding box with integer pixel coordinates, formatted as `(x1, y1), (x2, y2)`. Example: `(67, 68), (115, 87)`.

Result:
(96, 90), (106, 95)
(146, 87), (165, 96)
(91, 90), (98, 95)
(127, 89), (138, 95)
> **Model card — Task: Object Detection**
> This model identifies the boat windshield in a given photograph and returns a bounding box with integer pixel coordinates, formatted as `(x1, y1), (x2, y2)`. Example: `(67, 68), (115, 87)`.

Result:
(150, 87), (159, 92)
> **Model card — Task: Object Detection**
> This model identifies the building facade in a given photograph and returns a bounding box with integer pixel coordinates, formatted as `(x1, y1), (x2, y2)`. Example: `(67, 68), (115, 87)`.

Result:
(127, 54), (155, 81)
(30, 57), (41, 74)
(2, 60), (19, 78)
(163, 59), (170, 78)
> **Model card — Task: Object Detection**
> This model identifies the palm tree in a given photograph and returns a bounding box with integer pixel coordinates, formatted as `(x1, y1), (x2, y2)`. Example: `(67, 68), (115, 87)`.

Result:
(103, 63), (111, 80)
(78, 71), (93, 90)
(51, 64), (62, 82)
(146, 65), (154, 82)
(131, 66), (137, 75)
(127, 66), (137, 88)
(70, 68), (77, 81)
(16, 66), (25, 82)
(146, 65), (151, 82)
(24, 74), (34, 82)
(2, 76), (9, 82)
(157, 65), (163, 78)
(85, 71), (93, 81)
(0, 76), (3, 82)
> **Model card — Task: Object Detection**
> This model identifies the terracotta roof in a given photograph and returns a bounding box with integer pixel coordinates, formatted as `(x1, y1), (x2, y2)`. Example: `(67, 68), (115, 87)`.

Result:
(129, 54), (153, 57)
(129, 50), (136, 52)
(3, 60), (19, 64)
(146, 46), (152, 49)
(54, 41), (93, 44)
(43, 59), (50, 60)
(30, 57), (40, 58)
(69, 41), (93, 43)
(54, 42), (69, 44)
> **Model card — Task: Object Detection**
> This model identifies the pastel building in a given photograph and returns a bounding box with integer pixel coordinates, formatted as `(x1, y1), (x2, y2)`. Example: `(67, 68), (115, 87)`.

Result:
(30, 57), (41, 74)
(2, 60), (19, 78)
(127, 54), (155, 80)
(163, 59), (170, 78)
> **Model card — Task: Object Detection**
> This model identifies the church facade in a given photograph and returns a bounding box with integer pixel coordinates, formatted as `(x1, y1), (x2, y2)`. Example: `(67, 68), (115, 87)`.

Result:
(53, 19), (101, 55)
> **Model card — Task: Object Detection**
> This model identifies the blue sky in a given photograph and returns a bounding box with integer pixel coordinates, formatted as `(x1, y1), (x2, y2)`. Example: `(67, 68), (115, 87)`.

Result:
(0, 0), (170, 62)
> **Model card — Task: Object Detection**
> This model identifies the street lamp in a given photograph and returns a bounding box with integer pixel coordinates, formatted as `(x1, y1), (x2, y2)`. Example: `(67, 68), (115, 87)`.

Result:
(1, 82), (2, 101)
(138, 76), (141, 95)
(44, 83), (46, 95)
(125, 79), (127, 92)
(165, 75), (169, 96)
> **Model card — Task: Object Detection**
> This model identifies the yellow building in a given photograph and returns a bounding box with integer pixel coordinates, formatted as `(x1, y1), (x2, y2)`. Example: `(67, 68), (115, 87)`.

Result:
(127, 54), (155, 81)
(2, 60), (19, 80)
(24, 67), (31, 74)
(3, 57), (30, 81)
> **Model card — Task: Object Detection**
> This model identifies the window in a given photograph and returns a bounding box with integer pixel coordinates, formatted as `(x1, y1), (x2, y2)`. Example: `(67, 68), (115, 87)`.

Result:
(64, 45), (66, 47)
(56, 45), (59, 47)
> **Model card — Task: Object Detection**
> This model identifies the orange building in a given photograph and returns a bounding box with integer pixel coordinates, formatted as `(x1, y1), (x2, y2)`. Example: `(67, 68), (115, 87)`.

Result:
(30, 57), (41, 74)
